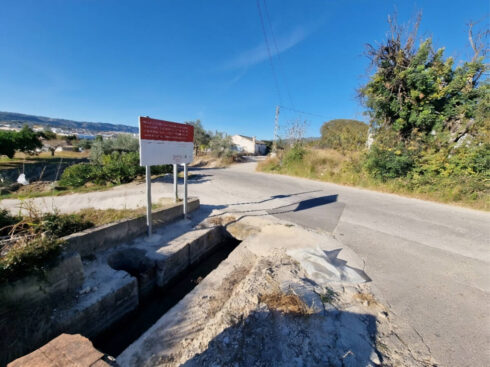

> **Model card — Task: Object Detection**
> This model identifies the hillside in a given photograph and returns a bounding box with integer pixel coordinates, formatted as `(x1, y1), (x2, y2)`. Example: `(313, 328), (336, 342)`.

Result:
(0, 111), (138, 133)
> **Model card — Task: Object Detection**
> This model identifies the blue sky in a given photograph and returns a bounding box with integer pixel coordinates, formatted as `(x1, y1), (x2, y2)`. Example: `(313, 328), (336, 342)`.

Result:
(0, 0), (487, 139)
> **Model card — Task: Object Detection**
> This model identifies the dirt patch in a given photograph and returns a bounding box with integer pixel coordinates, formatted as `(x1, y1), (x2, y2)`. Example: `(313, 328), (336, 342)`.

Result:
(260, 292), (312, 315)
(16, 181), (54, 195)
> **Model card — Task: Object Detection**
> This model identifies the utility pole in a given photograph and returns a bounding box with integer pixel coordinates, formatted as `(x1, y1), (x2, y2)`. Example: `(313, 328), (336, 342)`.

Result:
(272, 105), (280, 154)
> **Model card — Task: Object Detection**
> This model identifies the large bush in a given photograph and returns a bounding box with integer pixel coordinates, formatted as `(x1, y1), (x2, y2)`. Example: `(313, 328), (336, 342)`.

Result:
(101, 151), (144, 184)
(364, 144), (414, 180)
(320, 119), (368, 152)
(59, 163), (101, 187)
(360, 14), (489, 184)
(60, 151), (171, 187)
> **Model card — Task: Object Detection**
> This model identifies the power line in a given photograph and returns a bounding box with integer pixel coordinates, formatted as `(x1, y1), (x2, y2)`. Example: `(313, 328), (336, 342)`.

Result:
(262, 0), (296, 110)
(256, 0), (282, 104)
(279, 105), (328, 120)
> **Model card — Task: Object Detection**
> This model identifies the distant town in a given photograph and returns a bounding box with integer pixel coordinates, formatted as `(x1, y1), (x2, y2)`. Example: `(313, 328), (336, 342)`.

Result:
(0, 111), (138, 139)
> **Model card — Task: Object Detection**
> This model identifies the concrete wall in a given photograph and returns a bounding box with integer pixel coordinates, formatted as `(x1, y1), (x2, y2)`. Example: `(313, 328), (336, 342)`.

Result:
(0, 199), (200, 365)
(64, 198), (200, 257)
(0, 253), (85, 365)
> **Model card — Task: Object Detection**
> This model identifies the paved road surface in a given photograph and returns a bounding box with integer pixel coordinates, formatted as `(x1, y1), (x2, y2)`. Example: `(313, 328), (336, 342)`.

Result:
(2, 160), (489, 366)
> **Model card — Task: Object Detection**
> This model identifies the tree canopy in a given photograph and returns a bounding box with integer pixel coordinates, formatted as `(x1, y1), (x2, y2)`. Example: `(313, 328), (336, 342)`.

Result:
(360, 14), (488, 145)
(0, 126), (42, 158)
(320, 119), (368, 152)
(359, 14), (489, 180)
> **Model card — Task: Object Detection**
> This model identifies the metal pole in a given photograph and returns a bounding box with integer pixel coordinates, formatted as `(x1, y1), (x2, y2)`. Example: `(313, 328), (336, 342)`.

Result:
(272, 105), (280, 154)
(173, 164), (178, 203)
(146, 165), (152, 237)
(183, 163), (188, 217)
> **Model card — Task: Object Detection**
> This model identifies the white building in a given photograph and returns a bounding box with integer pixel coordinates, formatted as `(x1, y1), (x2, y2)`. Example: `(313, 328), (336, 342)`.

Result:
(231, 135), (267, 155)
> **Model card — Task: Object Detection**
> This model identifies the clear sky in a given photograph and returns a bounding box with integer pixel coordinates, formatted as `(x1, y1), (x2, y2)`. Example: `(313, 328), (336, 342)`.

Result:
(0, 0), (487, 139)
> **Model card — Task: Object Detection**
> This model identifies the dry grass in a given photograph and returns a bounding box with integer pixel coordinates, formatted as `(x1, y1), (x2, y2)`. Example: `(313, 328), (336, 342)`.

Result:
(353, 292), (379, 307)
(258, 147), (490, 211)
(75, 199), (173, 227)
(260, 292), (312, 315)
(15, 151), (90, 159)
(76, 207), (147, 226)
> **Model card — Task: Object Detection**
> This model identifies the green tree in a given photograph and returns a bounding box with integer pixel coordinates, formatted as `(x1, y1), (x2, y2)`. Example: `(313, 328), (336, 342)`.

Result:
(360, 14), (487, 144)
(15, 126), (43, 154)
(187, 120), (211, 155)
(105, 134), (139, 153)
(0, 131), (17, 158)
(209, 132), (233, 158)
(320, 119), (368, 152)
(0, 126), (42, 158)
(38, 129), (57, 140)
(360, 14), (489, 181)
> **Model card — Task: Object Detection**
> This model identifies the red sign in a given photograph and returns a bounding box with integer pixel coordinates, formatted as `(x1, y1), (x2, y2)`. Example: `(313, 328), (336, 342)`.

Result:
(140, 117), (194, 142)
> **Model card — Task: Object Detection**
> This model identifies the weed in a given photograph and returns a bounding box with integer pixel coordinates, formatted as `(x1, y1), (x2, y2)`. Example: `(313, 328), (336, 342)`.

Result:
(318, 287), (338, 304)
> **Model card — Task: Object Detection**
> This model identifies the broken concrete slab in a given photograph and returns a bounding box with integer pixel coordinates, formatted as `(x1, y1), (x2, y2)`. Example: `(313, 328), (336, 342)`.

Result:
(7, 334), (112, 367)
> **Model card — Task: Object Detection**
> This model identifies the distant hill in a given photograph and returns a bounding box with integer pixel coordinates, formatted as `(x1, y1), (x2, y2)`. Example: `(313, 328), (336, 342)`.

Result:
(0, 111), (138, 133)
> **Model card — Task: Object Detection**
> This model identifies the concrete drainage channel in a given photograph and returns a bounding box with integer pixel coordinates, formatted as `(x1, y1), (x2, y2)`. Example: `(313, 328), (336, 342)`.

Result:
(0, 199), (247, 366)
(93, 233), (241, 357)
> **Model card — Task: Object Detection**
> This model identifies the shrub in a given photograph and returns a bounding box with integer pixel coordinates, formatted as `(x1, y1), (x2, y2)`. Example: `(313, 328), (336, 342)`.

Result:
(0, 236), (65, 282)
(282, 145), (306, 167)
(38, 213), (93, 237)
(151, 164), (173, 175)
(101, 151), (144, 184)
(59, 163), (100, 187)
(364, 144), (414, 180)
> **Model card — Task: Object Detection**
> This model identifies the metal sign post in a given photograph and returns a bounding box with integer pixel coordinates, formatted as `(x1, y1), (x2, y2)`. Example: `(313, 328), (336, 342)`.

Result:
(173, 164), (178, 203)
(183, 163), (188, 217)
(145, 165), (152, 237)
(139, 116), (194, 237)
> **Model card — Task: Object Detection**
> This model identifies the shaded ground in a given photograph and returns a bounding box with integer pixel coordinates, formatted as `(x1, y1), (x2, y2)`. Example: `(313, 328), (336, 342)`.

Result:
(118, 216), (436, 367)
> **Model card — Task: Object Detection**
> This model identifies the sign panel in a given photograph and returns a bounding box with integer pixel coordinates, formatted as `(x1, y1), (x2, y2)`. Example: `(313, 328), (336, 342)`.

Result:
(139, 116), (194, 166)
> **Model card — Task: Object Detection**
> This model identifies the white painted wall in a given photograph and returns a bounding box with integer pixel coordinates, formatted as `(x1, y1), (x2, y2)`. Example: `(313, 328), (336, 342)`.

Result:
(231, 135), (267, 155)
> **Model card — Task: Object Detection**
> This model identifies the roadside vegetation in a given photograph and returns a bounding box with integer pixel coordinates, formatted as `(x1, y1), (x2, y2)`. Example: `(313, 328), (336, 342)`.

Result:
(0, 121), (241, 198)
(0, 201), (172, 283)
(259, 15), (489, 211)
(59, 135), (171, 187)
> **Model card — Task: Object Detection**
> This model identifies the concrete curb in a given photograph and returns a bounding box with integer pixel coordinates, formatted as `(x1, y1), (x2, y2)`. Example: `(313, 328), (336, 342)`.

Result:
(64, 198), (200, 256)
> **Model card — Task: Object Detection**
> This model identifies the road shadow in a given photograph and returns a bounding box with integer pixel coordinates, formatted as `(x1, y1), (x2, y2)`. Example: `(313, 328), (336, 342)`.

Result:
(153, 173), (212, 184)
(180, 309), (380, 366)
(268, 194), (338, 215)
(227, 190), (323, 207)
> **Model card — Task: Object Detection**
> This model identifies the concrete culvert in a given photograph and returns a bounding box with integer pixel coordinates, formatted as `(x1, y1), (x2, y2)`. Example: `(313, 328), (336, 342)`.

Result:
(107, 248), (156, 297)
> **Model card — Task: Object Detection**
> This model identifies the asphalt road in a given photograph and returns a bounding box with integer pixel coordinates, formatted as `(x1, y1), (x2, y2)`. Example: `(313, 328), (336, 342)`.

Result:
(2, 160), (489, 366)
(187, 161), (490, 367)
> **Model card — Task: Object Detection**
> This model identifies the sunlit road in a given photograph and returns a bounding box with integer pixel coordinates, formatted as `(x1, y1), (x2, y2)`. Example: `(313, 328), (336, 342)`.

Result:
(2, 159), (489, 366)
(188, 161), (490, 367)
